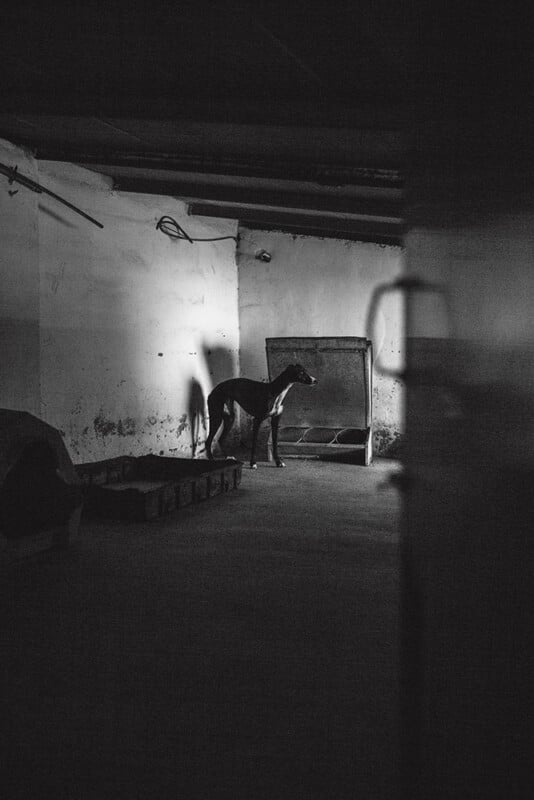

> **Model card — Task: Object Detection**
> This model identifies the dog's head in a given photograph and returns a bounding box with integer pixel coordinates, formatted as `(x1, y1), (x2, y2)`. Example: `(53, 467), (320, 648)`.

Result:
(285, 363), (318, 386)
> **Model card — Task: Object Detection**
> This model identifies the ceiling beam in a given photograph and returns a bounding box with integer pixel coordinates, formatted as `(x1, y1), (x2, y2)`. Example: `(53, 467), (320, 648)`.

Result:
(113, 177), (403, 219)
(59, 151), (403, 188)
(238, 222), (402, 247)
(0, 95), (406, 128)
(189, 203), (404, 245)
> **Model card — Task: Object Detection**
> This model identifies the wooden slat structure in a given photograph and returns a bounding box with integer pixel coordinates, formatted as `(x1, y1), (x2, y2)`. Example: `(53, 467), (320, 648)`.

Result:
(265, 336), (373, 465)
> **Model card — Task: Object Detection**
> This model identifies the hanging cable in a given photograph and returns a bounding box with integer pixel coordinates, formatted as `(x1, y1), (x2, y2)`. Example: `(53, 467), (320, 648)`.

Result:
(156, 216), (238, 243)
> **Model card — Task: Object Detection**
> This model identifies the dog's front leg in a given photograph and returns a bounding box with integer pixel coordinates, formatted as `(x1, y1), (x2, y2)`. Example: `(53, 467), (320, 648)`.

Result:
(250, 417), (262, 469)
(271, 414), (285, 467)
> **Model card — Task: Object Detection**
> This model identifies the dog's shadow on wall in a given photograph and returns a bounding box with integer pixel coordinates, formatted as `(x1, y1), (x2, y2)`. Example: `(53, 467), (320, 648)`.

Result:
(197, 344), (238, 455)
(202, 344), (236, 387)
(187, 346), (236, 458)
(187, 378), (207, 458)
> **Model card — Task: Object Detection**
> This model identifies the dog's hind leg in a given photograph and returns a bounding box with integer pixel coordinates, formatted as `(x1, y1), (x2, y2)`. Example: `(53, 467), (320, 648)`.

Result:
(217, 399), (236, 459)
(206, 391), (224, 460)
(249, 416), (262, 469)
(271, 413), (285, 467)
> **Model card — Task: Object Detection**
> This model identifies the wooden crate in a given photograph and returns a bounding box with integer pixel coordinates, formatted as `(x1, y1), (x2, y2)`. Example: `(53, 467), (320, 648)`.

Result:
(76, 455), (242, 522)
(266, 336), (373, 465)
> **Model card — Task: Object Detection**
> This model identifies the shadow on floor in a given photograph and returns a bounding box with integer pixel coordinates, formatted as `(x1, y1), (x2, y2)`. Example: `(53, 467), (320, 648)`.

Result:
(1, 459), (400, 799)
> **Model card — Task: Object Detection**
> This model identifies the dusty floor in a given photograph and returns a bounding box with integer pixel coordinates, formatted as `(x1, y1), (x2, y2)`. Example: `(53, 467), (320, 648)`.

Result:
(1, 457), (401, 800)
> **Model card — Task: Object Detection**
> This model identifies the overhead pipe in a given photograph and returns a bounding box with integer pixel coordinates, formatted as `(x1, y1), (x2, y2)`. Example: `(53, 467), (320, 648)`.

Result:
(0, 162), (104, 229)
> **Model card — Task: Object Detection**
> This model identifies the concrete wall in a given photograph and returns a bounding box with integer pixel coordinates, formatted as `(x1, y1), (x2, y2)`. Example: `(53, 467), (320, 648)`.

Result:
(1, 138), (239, 463)
(2, 135), (404, 462)
(237, 228), (405, 454)
(0, 139), (40, 415)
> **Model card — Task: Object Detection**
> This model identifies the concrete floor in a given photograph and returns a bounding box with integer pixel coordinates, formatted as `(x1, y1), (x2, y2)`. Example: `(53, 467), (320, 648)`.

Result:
(1, 457), (401, 800)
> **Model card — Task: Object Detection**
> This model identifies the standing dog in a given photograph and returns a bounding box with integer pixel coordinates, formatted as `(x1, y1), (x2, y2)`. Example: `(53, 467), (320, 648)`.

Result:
(206, 364), (318, 469)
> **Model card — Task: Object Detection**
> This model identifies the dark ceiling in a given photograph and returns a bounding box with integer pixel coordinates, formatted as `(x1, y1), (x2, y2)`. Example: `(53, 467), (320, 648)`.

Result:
(0, 2), (414, 113)
(0, 2), (530, 244)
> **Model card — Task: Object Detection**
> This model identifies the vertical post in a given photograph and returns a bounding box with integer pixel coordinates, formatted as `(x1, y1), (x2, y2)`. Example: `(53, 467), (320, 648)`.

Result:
(400, 33), (534, 800)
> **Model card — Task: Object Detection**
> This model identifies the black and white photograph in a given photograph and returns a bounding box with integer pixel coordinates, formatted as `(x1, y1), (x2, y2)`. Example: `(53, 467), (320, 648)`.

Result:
(0, 2), (532, 798)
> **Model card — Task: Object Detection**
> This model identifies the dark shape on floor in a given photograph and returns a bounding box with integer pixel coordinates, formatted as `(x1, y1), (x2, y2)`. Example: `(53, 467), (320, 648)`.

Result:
(0, 409), (82, 559)
(76, 454), (242, 521)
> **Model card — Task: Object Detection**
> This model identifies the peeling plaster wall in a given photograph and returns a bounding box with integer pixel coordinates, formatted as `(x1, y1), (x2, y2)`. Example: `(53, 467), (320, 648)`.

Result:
(237, 229), (405, 455)
(37, 161), (239, 462)
(1, 137), (239, 463)
(0, 139), (40, 415)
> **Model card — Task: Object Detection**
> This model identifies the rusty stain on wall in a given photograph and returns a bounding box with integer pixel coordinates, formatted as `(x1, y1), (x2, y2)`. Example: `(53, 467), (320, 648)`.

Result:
(93, 412), (116, 437)
(93, 411), (136, 438)
(176, 413), (188, 437)
(373, 426), (403, 458)
(72, 398), (83, 415)
(62, 409), (200, 462)
(46, 261), (65, 294)
(117, 417), (136, 436)
(146, 414), (174, 427)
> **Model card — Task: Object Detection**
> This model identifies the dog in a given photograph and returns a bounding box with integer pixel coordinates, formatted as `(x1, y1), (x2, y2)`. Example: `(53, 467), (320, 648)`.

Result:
(206, 364), (318, 469)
